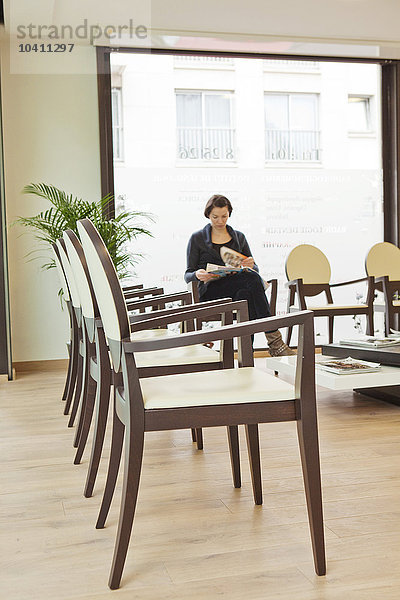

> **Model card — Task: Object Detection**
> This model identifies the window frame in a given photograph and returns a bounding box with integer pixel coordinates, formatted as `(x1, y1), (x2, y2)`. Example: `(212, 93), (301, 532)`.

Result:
(111, 87), (124, 162)
(264, 91), (321, 163)
(175, 89), (236, 163)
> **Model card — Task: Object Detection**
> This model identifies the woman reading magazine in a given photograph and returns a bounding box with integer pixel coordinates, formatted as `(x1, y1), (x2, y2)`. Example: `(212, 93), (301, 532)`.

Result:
(184, 194), (293, 356)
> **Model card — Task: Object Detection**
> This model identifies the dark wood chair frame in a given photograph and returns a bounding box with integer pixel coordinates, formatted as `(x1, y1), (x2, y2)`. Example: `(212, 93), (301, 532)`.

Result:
(63, 229), (247, 498)
(78, 217), (325, 590)
(372, 276), (400, 335)
(285, 276), (375, 345)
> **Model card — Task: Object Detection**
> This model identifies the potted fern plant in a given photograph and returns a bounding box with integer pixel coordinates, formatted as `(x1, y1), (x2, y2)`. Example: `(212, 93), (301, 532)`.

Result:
(16, 183), (154, 279)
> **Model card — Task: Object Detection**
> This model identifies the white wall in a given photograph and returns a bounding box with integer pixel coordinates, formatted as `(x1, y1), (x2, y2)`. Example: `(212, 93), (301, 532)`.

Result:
(1, 40), (101, 361)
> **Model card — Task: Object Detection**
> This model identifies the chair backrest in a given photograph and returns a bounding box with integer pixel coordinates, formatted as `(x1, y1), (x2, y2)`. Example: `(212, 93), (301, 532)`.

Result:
(63, 230), (99, 321)
(365, 242), (400, 281)
(77, 218), (130, 369)
(285, 244), (331, 284)
(52, 243), (70, 301)
(56, 239), (81, 310)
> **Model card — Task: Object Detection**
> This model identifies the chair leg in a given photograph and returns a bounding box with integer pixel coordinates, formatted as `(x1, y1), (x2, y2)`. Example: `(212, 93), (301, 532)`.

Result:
(64, 308), (80, 414)
(96, 399), (125, 529)
(245, 424), (262, 505)
(67, 352), (83, 427)
(195, 428), (203, 450)
(74, 372), (97, 464)
(227, 425), (241, 488)
(108, 423), (145, 590)
(84, 365), (112, 498)
(366, 310), (374, 336)
(286, 288), (295, 346)
(328, 317), (334, 344)
(62, 343), (73, 402)
(296, 410), (326, 576)
(191, 428), (197, 442)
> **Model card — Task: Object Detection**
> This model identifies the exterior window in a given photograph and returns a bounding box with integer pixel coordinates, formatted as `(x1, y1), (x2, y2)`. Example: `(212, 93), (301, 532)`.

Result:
(111, 88), (124, 161)
(176, 91), (235, 161)
(348, 95), (373, 133)
(264, 93), (320, 161)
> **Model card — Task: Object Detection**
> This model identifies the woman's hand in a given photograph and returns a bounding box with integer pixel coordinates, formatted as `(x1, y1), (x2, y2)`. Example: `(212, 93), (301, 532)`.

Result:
(241, 256), (255, 269)
(196, 269), (218, 282)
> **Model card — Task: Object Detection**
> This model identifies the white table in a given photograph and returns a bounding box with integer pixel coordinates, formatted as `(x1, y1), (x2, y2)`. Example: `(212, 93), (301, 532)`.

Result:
(265, 354), (400, 397)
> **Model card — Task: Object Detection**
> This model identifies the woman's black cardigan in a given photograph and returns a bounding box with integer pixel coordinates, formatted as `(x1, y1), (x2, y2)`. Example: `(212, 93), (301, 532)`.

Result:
(184, 223), (259, 297)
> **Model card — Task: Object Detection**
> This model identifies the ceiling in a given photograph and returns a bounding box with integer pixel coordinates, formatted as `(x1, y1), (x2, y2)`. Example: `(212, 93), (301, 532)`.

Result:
(4, 1), (400, 58)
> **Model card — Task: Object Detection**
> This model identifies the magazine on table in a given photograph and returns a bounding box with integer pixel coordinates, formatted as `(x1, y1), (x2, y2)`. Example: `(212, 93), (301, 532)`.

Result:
(339, 335), (400, 348)
(317, 356), (381, 375)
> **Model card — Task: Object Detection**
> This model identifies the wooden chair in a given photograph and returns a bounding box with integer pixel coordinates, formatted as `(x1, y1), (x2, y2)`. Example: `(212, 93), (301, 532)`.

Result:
(78, 217), (325, 590)
(285, 244), (374, 345)
(63, 228), (247, 497)
(365, 241), (400, 335)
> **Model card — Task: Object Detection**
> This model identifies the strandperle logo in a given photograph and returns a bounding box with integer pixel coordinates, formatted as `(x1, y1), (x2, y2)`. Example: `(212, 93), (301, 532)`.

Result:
(16, 19), (148, 44)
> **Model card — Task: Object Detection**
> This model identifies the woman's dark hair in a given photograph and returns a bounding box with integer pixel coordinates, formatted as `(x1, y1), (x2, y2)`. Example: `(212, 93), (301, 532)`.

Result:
(204, 194), (233, 218)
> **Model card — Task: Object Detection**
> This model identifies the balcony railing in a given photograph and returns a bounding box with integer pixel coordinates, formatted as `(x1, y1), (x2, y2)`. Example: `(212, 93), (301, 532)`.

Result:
(177, 127), (236, 161)
(174, 55), (234, 67)
(265, 130), (321, 162)
(263, 59), (320, 71)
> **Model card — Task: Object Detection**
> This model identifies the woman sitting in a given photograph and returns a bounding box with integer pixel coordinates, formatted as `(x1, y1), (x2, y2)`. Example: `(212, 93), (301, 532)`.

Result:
(184, 194), (294, 356)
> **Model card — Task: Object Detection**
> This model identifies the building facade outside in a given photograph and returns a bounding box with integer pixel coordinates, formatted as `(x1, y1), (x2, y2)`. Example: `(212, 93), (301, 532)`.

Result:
(111, 53), (383, 343)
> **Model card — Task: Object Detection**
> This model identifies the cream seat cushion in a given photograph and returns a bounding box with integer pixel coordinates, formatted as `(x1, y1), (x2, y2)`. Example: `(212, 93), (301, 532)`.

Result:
(290, 304), (368, 311)
(131, 328), (220, 366)
(141, 367), (295, 409)
(131, 328), (173, 341)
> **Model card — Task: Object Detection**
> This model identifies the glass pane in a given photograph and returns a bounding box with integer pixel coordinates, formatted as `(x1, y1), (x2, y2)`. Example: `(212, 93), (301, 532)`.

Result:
(264, 94), (288, 130)
(290, 94), (317, 130)
(113, 55), (384, 346)
(204, 94), (231, 128)
(176, 93), (202, 127)
(348, 97), (370, 131)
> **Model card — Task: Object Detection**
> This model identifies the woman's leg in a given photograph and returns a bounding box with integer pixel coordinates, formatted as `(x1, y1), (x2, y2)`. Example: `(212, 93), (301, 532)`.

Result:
(201, 271), (294, 356)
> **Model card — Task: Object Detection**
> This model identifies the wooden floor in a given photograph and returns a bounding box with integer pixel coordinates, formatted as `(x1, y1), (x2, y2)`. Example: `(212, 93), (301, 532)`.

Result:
(1, 361), (400, 599)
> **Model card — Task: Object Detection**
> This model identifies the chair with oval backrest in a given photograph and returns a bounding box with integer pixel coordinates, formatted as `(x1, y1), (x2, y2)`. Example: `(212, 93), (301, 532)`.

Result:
(63, 227), (248, 498)
(78, 217), (325, 590)
(365, 241), (400, 335)
(285, 244), (375, 345)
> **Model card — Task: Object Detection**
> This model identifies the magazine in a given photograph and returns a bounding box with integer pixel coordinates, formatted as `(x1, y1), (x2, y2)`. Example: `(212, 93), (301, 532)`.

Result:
(339, 335), (400, 348)
(219, 246), (270, 288)
(206, 263), (243, 277)
(317, 356), (381, 375)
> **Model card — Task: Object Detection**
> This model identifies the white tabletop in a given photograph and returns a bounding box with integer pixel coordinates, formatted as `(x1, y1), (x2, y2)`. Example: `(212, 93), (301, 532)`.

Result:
(265, 354), (400, 391)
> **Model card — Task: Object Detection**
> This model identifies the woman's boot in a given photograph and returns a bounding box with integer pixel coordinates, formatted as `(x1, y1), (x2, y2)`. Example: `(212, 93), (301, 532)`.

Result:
(265, 330), (295, 356)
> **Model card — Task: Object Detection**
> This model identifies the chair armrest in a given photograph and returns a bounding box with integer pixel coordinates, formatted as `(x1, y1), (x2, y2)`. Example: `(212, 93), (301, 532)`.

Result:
(125, 310), (313, 351)
(124, 286), (164, 300)
(129, 300), (249, 332)
(122, 284), (143, 292)
(126, 291), (192, 311)
(285, 278), (302, 288)
(129, 297), (233, 324)
(329, 276), (369, 288)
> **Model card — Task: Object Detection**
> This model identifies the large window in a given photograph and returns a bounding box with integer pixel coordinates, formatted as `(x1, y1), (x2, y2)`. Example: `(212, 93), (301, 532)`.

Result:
(176, 91), (235, 161)
(264, 93), (320, 162)
(110, 54), (383, 345)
